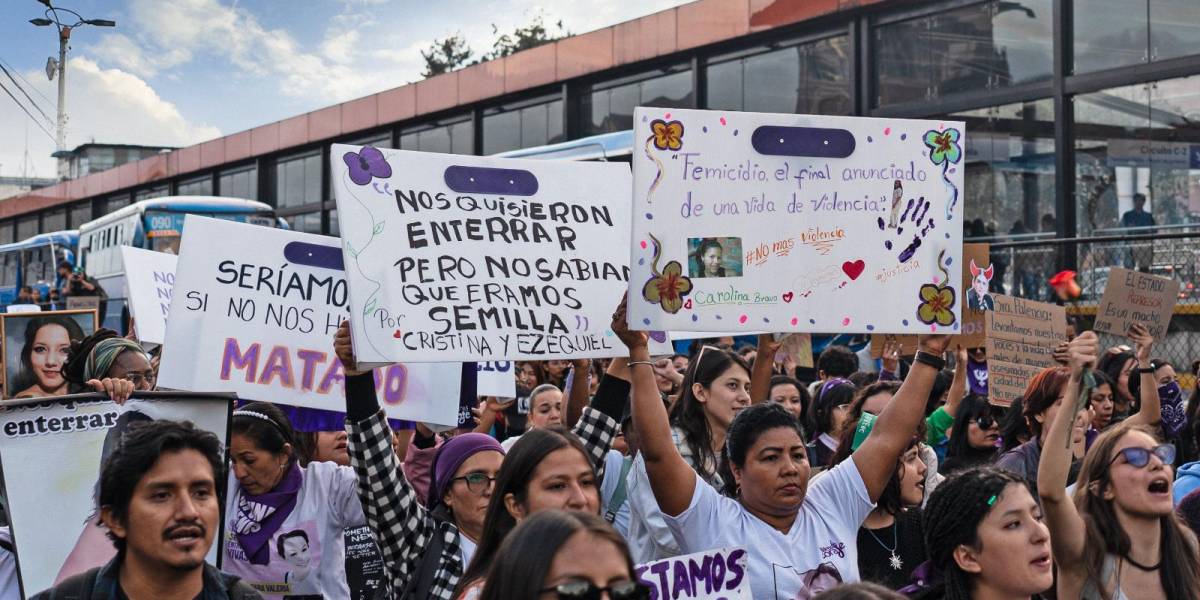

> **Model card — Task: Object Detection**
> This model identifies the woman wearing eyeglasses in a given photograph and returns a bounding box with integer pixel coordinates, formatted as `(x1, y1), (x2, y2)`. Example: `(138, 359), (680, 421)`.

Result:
(1038, 331), (1200, 599)
(939, 395), (1003, 476)
(614, 302), (951, 599)
(478, 510), (648, 600)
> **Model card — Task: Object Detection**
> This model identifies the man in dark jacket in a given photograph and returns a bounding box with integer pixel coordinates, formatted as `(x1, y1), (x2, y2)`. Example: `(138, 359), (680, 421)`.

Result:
(33, 420), (260, 600)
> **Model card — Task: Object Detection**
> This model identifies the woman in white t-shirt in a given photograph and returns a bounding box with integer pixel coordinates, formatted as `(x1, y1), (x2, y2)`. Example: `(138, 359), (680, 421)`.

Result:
(223, 401), (366, 600)
(613, 304), (950, 599)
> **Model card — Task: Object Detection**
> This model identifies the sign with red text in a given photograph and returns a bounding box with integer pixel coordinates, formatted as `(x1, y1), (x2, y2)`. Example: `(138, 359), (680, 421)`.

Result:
(158, 216), (462, 424)
(331, 144), (637, 364)
(629, 107), (964, 334)
(635, 547), (750, 600)
(120, 246), (177, 345)
(1093, 267), (1179, 339)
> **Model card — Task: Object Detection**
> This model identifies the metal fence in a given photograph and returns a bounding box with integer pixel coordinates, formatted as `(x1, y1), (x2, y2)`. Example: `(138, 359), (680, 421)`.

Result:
(978, 230), (1200, 388)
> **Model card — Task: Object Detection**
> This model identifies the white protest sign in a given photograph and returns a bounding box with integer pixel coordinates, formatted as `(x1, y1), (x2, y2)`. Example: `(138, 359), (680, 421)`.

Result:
(158, 216), (463, 425)
(120, 246), (178, 345)
(332, 144), (639, 364)
(635, 547), (750, 600)
(476, 361), (517, 398)
(0, 392), (231, 595)
(629, 107), (965, 334)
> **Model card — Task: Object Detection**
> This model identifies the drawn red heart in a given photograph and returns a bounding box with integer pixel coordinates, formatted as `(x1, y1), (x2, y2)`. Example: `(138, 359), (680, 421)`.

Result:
(683, 298), (693, 310)
(842, 260), (865, 281)
(782, 292), (794, 303)
(393, 329), (403, 338)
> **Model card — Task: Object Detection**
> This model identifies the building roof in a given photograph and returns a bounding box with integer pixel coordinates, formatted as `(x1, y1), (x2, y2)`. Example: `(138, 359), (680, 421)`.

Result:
(1, 0), (883, 219)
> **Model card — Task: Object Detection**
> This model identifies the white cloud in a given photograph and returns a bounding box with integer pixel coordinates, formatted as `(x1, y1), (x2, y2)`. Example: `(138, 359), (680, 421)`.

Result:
(0, 57), (220, 179)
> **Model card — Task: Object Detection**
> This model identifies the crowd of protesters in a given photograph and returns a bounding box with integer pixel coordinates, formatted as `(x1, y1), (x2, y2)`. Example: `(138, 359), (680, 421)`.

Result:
(9, 285), (1200, 600)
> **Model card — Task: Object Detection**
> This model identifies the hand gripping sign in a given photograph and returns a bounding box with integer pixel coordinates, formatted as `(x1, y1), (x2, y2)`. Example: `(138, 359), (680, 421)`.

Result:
(628, 107), (965, 334)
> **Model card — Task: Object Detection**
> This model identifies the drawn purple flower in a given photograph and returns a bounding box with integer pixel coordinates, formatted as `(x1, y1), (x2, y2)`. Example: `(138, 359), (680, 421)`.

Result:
(343, 146), (392, 186)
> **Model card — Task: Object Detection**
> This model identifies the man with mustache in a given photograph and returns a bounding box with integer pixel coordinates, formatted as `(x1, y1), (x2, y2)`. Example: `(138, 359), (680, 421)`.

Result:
(33, 420), (261, 599)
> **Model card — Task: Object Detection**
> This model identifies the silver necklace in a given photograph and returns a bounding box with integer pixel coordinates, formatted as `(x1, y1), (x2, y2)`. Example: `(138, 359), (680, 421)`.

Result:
(865, 522), (902, 570)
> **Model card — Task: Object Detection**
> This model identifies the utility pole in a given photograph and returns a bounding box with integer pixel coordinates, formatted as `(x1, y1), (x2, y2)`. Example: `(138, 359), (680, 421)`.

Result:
(29, 0), (115, 179)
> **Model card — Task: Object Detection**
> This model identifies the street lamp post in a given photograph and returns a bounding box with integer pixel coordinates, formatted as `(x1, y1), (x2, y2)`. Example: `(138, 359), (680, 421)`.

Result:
(29, 0), (115, 177)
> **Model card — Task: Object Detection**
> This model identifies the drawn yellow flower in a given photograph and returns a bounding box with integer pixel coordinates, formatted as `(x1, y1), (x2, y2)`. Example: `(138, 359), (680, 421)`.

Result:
(917, 283), (957, 326)
(650, 119), (684, 151)
(643, 260), (692, 314)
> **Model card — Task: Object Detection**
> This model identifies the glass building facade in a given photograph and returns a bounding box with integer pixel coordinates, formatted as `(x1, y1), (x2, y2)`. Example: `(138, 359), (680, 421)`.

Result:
(3, 0), (1198, 271)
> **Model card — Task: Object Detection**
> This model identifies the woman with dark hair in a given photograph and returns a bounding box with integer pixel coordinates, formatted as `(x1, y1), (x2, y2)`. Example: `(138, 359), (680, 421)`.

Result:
(998, 325), (1161, 500)
(909, 467), (1052, 600)
(1039, 331), (1200, 599)
(456, 427), (604, 596)
(1097, 346), (1138, 424)
(11, 315), (86, 398)
(692, 238), (727, 278)
(616, 301), (951, 598)
(999, 397), (1031, 453)
(831, 413), (928, 589)
(626, 343), (753, 562)
(1087, 370), (1116, 434)
(334, 323), (625, 600)
(807, 378), (857, 468)
(939, 395), (1003, 475)
(478, 510), (646, 600)
(769, 374), (810, 425)
(223, 400), (366, 600)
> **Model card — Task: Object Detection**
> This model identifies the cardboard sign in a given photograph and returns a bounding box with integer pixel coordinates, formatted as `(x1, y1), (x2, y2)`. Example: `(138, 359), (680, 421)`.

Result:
(120, 246), (178, 345)
(869, 334), (919, 358)
(0, 391), (232, 595)
(959, 243), (992, 348)
(331, 144), (639, 363)
(65, 296), (99, 311)
(1, 309), (98, 400)
(1093, 267), (1180, 339)
(158, 216), (463, 425)
(635, 547), (750, 600)
(629, 107), (965, 334)
(986, 294), (1066, 406)
(775, 332), (814, 368)
(476, 361), (517, 398)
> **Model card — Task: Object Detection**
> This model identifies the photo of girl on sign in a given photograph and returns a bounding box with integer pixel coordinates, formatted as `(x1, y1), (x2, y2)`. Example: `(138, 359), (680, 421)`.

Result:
(689, 237), (743, 278)
(2, 310), (96, 399)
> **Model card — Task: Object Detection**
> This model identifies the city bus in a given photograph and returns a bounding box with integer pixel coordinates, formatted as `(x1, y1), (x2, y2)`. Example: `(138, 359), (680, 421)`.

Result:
(0, 230), (79, 308)
(77, 196), (283, 330)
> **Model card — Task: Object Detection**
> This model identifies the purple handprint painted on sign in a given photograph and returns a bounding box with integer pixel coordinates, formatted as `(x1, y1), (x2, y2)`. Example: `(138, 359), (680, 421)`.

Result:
(343, 146), (392, 186)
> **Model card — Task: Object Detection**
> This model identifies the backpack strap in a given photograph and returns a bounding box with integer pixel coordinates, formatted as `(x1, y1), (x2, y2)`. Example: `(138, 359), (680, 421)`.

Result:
(404, 523), (449, 599)
(604, 456), (634, 524)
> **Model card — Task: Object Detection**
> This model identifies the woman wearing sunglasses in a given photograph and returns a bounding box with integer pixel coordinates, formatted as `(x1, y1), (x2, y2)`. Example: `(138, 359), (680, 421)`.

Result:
(478, 510), (648, 600)
(939, 395), (1003, 475)
(1038, 331), (1200, 599)
(615, 304), (950, 598)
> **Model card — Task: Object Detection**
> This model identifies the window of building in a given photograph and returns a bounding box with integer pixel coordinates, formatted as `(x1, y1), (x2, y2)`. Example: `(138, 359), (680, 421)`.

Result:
(42, 208), (67, 233)
(582, 64), (694, 135)
(135, 185), (169, 202)
(0, 222), (12, 245)
(400, 117), (473, 154)
(707, 35), (851, 115)
(483, 97), (565, 154)
(286, 212), (322, 234)
(329, 209), (339, 236)
(274, 151), (322, 209)
(1075, 0), (1200, 73)
(16, 215), (37, 241)
(177, 175), (213, 196)
(218, 165), (258, 200)
(1075, 74), (1200, 238)
(103, 194), (130, 216)
(69, 202), (92, 229)
(874, 0), (1054, 106)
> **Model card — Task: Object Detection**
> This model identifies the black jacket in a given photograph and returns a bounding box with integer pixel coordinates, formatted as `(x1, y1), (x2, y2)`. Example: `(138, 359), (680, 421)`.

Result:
(32, 556), (261, 600)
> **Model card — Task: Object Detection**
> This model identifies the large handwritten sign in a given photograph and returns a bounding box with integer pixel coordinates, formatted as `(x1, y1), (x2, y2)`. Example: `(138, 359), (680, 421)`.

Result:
(986, 294), (1066, 406)
(120, 246), (178, 345)
(331, 145), (639, 364)
(1093, 267), (1179, 339)
(635, 547), (750, 600)
(628, 107), (964, 334)
(158, 216), (463, 425)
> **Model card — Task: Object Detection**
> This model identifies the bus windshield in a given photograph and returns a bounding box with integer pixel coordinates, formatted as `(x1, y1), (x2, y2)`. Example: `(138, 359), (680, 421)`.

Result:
(145, 210), (277, 254)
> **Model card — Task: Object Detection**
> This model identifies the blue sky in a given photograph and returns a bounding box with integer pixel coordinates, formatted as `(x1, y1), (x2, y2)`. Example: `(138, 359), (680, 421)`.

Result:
(0, 0), (691, 179)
